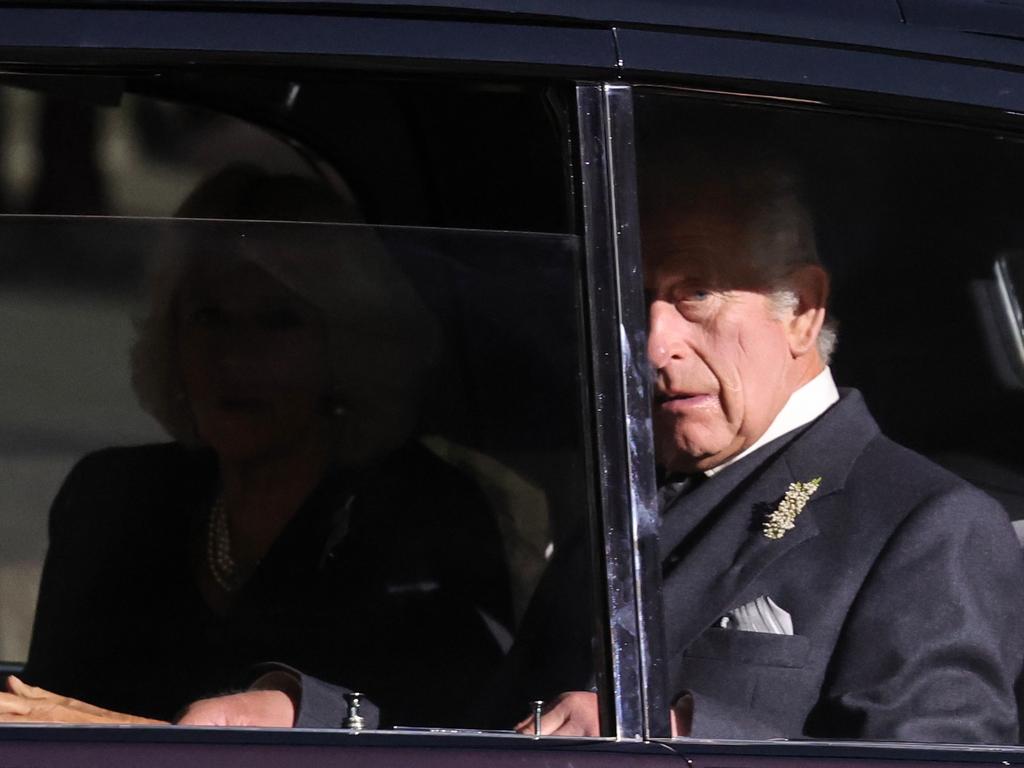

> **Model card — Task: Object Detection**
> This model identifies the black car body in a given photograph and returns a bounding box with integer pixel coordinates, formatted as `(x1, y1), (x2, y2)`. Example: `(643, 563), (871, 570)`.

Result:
(0, 0), (1023, 765)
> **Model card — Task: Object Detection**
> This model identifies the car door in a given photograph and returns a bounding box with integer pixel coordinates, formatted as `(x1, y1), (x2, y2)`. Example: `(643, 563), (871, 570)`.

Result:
(0, 4), (668, 766)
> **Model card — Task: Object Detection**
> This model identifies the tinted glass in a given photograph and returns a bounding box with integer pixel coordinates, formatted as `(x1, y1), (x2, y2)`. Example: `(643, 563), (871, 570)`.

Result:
(0, 76), (600, 734)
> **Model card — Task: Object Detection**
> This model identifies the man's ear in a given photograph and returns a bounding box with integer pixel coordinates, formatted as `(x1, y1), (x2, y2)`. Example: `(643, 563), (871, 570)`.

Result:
(784, 265), (829, 358)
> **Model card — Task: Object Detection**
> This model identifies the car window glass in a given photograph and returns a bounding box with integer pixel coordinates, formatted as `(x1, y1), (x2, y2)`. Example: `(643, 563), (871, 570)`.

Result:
(0, 76), (602, 734)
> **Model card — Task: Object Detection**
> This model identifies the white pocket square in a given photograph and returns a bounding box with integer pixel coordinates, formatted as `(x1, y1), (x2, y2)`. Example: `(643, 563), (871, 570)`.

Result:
(718, 595), (793, 635)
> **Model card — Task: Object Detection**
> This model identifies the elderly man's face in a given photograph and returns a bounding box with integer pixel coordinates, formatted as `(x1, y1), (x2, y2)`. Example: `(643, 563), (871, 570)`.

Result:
(645, 205), (822, 474)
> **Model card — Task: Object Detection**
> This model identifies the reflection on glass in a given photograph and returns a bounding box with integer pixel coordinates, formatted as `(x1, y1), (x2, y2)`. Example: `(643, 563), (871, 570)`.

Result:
(0, 208), (588, 730)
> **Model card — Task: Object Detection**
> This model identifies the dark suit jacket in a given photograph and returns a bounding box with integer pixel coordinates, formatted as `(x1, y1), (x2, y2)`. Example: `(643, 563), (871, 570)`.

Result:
(660, 390), (1024, 742)
(23, 441), (511, 725)
(282, 390), (1024, 741)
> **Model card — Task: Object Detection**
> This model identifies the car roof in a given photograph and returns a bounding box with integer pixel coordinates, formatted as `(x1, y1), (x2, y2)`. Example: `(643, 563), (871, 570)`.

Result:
(13, 0), (903, 25)
(44, 0), (1024, 35)
(36, 0), (1024, 67)
(194, 0), (905, 26)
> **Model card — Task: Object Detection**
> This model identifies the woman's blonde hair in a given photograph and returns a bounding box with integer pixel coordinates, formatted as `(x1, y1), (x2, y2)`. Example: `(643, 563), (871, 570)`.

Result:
(131, 165), (440, 465)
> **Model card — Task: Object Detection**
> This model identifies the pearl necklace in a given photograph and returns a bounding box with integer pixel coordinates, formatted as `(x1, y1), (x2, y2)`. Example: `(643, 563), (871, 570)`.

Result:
(206, 496), (245, 592)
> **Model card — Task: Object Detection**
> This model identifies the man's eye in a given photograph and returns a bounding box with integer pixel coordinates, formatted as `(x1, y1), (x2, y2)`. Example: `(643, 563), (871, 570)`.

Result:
(665, 284), (713, 308)
(677, 288), (709, 303)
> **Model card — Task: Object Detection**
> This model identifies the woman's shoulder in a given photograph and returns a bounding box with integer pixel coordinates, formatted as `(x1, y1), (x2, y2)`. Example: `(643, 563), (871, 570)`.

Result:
(66, 442), (211, 488)
(51, 443), (216, 531)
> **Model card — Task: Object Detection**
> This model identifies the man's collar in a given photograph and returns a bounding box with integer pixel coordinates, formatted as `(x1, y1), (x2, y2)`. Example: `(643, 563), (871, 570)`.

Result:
(703, 367), (839, 478)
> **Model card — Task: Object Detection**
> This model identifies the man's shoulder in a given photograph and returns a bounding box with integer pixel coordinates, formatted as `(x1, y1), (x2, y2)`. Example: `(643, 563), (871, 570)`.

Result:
(814, 397), (1012, 537)
(775, 394), (1021, 616)
(792, 389), (1010, 526)
(859, 432), (972, 495)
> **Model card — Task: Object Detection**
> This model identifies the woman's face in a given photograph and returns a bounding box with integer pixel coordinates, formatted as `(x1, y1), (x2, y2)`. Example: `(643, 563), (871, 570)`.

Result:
(176, 258), (332, 463)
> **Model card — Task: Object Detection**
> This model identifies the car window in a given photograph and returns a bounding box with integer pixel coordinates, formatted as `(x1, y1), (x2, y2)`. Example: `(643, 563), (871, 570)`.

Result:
(633, 88), (1024, 746)
(0, 74), (603, 733)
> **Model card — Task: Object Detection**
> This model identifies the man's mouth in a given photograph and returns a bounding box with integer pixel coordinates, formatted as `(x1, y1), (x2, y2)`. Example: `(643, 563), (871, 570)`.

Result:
(656, 391), (715, 409)
(657, 391), (699, 403)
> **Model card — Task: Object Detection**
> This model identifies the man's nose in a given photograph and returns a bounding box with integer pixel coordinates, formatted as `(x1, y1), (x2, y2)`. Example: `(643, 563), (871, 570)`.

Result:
(647, 300), (686, 369)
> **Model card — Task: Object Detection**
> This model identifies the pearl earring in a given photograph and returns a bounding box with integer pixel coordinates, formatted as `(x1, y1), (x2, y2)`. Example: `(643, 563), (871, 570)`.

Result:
(329, 386), (347, 418)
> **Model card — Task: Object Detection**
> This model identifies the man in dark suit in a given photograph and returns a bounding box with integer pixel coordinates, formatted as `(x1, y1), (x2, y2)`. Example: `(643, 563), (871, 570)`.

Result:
(520, 158), (1024, 742)
(175, 156), (1024, 742)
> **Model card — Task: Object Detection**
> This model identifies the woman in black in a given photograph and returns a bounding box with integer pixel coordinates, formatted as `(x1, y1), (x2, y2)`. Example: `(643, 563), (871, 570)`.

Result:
(9, 168), (511, 726)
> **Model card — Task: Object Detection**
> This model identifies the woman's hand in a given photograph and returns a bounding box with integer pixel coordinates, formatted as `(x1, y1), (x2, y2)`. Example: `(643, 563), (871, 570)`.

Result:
(0, 675), (166, 725)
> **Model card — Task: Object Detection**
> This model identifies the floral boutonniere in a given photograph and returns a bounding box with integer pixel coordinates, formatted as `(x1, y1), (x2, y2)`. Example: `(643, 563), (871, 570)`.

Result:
(762, 477), (822, 540)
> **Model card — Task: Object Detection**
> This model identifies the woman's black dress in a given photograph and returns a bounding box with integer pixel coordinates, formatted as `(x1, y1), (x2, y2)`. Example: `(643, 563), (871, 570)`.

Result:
(23, 441), (511, 726)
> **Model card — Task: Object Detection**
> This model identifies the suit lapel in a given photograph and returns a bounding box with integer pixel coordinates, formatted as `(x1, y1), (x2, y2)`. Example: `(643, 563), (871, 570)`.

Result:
(661, 448), (820, 659)
(660, 389), (880, 661)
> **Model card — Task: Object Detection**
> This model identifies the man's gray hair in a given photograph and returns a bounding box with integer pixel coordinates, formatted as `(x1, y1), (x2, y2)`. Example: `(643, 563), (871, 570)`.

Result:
(640, 146), (838, 364)
(741, 169), (837, 364)
(768, 289), (837, 365)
